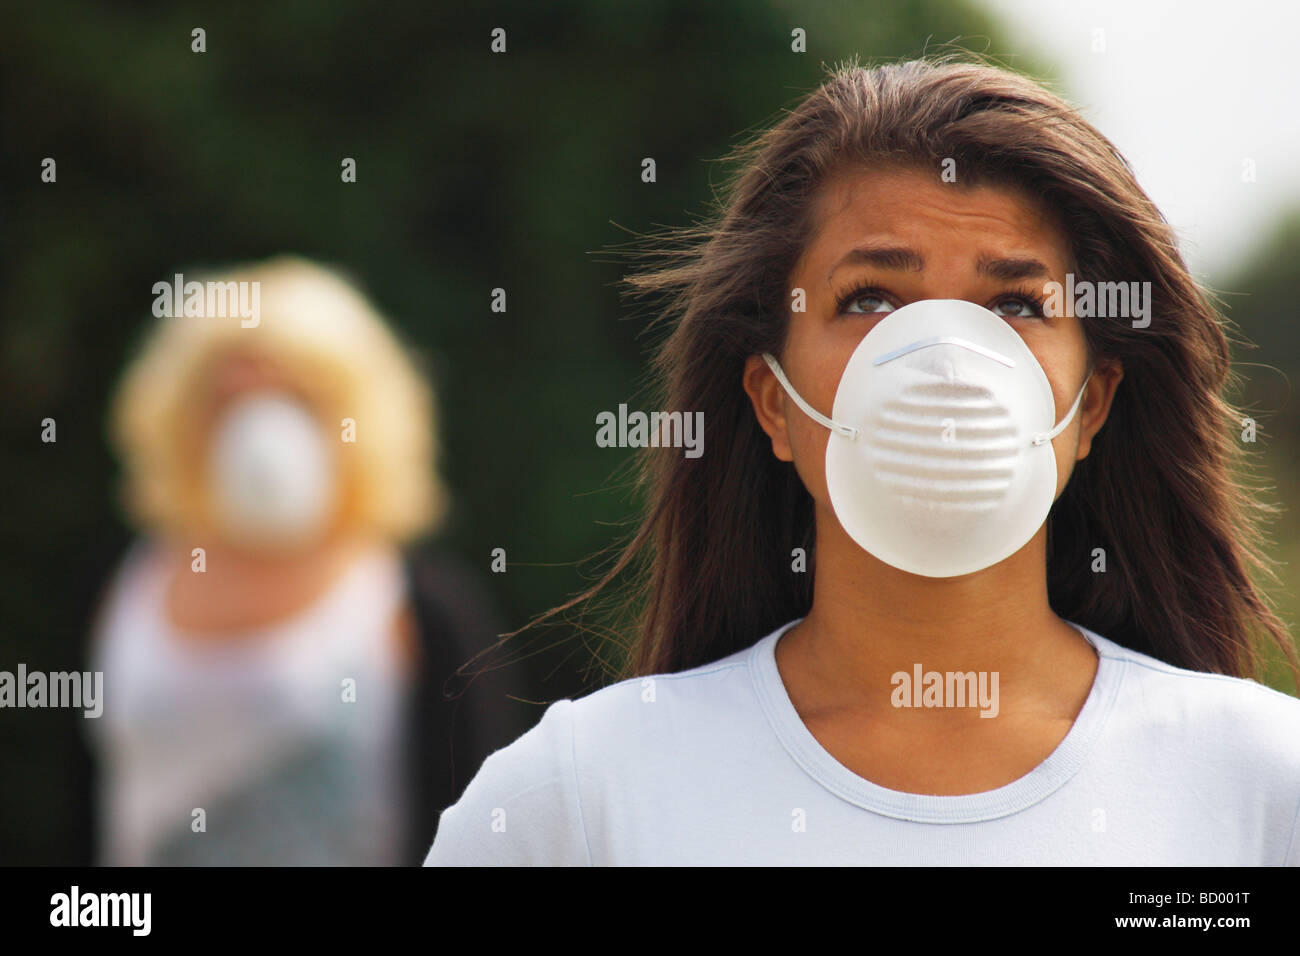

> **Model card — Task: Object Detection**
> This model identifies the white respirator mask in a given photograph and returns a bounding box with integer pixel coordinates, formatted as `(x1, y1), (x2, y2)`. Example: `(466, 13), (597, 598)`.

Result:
(205, 392), (339, 551)
(763, 298), (1091, 578)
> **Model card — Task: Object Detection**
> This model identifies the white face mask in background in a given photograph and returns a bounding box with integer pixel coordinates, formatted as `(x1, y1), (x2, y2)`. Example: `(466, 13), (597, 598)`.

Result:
(763, 298), (1092, 578)
(206, 392), (339, 551)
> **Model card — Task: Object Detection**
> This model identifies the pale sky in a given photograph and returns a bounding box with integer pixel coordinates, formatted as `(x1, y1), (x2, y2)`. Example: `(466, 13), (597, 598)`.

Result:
(981, 0), (1300, 281)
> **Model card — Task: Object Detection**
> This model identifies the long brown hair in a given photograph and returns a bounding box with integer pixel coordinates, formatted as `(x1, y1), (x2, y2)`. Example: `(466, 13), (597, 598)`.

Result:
(524, 54), (1298, 689)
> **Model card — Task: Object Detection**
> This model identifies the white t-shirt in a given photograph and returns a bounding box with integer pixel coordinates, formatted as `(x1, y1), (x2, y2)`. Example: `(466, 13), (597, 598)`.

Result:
(90, 538), (411, 866)
(424, 618), (1300, 865)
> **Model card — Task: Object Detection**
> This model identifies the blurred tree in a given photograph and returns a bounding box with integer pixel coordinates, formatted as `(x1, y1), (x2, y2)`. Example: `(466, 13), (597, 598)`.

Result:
(1219, 207), (1300, 684)
(1222, 209), (1300, 444)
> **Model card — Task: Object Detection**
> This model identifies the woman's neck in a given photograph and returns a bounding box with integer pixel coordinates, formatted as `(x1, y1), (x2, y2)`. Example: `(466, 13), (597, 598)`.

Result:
(782, 506), (1096, 727)
(160, 532), (374, 641)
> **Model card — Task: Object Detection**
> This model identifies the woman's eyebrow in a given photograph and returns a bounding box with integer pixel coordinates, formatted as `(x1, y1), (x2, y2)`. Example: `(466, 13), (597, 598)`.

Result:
(826, 245), (924, 281)
(825, 247), (1052, 283)
(975, 254), (1052, 281)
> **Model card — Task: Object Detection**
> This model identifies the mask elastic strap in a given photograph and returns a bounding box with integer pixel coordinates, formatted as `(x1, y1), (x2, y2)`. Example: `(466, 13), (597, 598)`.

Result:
(1031, 371), (1092, 446)
(761, 353), (859, 440)
(766, 352), (1091, 448)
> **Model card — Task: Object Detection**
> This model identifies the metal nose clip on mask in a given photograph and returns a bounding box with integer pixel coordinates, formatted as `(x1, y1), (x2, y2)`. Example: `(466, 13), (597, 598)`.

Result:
(762, 298), (1091, 578)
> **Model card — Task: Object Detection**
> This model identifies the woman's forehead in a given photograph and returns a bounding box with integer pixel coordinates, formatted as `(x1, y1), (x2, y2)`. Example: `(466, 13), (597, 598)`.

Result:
(805, 166), (1069, 262)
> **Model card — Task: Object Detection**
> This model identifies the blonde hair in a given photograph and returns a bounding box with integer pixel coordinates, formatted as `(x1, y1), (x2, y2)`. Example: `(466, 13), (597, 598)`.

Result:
(109, 254), (446, 543)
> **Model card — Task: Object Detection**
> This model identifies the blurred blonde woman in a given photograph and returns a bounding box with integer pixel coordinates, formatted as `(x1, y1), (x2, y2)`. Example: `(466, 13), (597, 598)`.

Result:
(91, 255), (524, 865)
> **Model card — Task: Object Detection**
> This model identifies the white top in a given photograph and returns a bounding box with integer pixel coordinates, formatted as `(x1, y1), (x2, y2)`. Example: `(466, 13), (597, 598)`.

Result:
(89, 538), (411, 866)
(424, 618), (1300, 865)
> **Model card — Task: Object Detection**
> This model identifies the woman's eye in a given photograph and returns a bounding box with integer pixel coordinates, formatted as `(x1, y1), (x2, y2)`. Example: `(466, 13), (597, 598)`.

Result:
(844, 293), (895, 314)
(991, 297), (1043, 318)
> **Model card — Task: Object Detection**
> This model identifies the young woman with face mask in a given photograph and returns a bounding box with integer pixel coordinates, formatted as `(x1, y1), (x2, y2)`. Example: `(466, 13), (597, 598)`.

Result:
(425, 58), (1300, 866)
